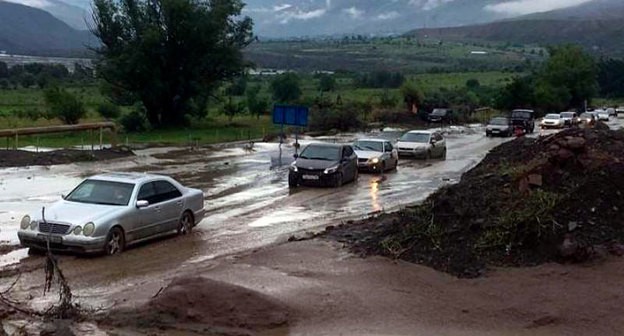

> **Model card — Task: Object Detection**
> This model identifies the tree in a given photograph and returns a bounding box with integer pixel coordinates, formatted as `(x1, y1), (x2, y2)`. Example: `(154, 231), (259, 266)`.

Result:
(226, 75), (248, 96)
(246, 85), (269, 119)
(466, 79), (480, 90)
(91, 0), (254, 128)
(222, 96), (246, 122)
(0, 62), (7, 79)
(20, 73), (36, 88)
(44, 87), (86, 124)
(597, 58), (624, 98)
(538, 45), (597, 110)
(271, 72), (301, 103)
(400, 81), (424, 113)
(97, 101), (122, 120)
(318, 74), (336, 92)
(496, 76), (536, 111)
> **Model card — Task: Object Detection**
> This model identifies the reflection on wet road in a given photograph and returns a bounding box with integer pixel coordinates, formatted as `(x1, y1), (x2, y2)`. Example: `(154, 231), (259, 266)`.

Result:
(5, 121), (615, 306)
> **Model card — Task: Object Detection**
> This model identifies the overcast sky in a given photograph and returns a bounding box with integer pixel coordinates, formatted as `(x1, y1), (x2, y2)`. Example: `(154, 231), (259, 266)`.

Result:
(485, 0), (594, 15)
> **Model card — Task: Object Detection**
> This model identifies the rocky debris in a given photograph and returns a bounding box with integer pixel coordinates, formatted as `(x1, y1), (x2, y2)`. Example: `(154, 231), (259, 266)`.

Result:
(101, 276), (290, 335)
(326, 127), (624, 277)
(0, 148), (134, 168)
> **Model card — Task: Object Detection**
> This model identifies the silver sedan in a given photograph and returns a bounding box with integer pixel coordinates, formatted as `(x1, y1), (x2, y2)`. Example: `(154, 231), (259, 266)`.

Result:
(18, 172), (205, 255)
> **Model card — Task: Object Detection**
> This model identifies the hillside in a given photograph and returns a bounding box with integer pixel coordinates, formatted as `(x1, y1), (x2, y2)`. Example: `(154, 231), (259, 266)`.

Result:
(0, 1), (94, 56)
(407, 18), (624, 55)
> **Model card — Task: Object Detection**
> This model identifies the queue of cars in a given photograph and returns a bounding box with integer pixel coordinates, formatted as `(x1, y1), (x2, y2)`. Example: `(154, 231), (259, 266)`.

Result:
(288, 130), (447, 188)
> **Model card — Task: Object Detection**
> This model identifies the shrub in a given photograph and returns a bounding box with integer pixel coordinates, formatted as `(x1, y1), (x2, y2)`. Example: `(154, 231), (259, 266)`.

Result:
(97, 102), (121, 120)
(44, 87), (86, 124)
(309, 102), (363, 132)
(120, 104), (147, 132)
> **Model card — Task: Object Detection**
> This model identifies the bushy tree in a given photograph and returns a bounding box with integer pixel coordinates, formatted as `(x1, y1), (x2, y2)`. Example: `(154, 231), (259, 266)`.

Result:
(271, 72), (301, 103)
(246, 85), (269, 119)
(0, 62), (7, 79)
(400, 81), (424, 112)
(97, 101), (122, 120)
(222, 96), (246, 122)
(92, 0), (254, 127)
(318, 74), (336, 92)
(597, 58), (624, 98)
(20, 73), (36, 88)
(226, 75), (248, 96)
(44, 87), (86, 124)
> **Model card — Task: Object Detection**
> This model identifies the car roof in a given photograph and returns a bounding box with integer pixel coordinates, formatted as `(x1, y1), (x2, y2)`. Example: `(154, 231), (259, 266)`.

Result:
(305, 142), (344, 148)
(512, 109), (534, 113)
(355, 138), (389, 143)
(406, 130), (433, 134)
(88, 172), (171, 184)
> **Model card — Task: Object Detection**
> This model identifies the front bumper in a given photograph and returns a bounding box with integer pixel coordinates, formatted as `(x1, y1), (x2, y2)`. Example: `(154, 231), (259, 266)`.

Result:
(486, 128), (510, 136)
(541, 123), (563, 129)
(357, 161), (383, 172)
(290, 171), (339, 187)
(398, 149), (428, 158)
(18, 230), (106, 254)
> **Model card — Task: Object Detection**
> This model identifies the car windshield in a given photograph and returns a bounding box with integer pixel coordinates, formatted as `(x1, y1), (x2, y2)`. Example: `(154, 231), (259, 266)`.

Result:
(431, 109), (447, 116)
(489, 118), (508, 125)
(561, 112), (575, 118)
(511, 110), (533, 119)
(65, 179), (135, 206)
(400, 132), (430, 143)
(545, 114), (561, 119)
(353, 141), (383, 152)
(299, 145), (341, 161)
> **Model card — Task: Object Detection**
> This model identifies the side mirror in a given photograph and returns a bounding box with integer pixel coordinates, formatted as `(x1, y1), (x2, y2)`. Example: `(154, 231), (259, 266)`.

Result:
(61, 194), (66, 200)
(136, 200), (149, 208)
(293, 154), (298, 159)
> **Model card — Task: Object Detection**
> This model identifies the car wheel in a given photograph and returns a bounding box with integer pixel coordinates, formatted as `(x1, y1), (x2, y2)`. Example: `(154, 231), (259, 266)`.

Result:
(380, 162), (386, 173)
(178, 211), (194, 235)
(333, 173), (343, 188)
(441, 148), (447, 160)
(425, 151), (431, 160)
(394, 159), (399, 170)
(105, 227), (125, 255)
(353, 168), (359, 182)
(288, 175), (298, 188)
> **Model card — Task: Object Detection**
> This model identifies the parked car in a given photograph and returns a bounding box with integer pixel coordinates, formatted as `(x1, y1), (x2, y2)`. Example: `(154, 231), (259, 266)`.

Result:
(353, 139), (398, 173)
(18, 173), (205, 255)
(510, 109), (535, 133)
(607, 107), (617, 117)
(560, 112), (579, 127)
(596, 109), (610, 121)
(289, 143), (358, 188)
(579, 112), (596, 127)
(540, 113), (565, 129)
(428, 108), (454, 124)
(485, 117), (513, 137)
(397, 130), (446, 160)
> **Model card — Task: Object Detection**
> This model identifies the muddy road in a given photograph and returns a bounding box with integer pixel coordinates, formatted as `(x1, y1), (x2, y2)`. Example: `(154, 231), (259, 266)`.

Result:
(0, 120), (621, 309)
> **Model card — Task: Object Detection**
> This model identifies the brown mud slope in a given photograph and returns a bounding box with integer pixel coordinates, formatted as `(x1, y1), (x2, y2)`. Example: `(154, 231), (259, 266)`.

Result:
(328, 127), (624, 277)
(0, 148), (133, 168)
(101, 276), (290, 335)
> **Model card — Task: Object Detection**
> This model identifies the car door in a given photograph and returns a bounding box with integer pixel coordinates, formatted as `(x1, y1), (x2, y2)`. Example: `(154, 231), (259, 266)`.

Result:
(134, 181), (160, 241)
(435, 133), (446, 156)
(153, 180), (184, 232)
(384, 141), (398, 167)
(342, 146), (357, 181)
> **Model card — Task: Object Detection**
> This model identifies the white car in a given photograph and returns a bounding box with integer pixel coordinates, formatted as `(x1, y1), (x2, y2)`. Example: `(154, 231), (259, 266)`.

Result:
(540, 114), (564, 129)
(559, 112), (579, 127)
(18, 173), (205, 255)
(397, 130), (446, 160)
(353, 139), (399, 172)
(595, 109), (610, 121)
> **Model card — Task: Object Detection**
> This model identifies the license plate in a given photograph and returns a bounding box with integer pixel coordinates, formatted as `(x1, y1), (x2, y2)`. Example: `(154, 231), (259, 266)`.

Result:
(37, 234), (62, 243)
(302, 175), (319, 180)
(492, 130), (500, 133)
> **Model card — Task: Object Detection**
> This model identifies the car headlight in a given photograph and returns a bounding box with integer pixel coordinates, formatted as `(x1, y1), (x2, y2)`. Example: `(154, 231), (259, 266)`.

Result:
(290, 162), (298, 172)
(73, 226), (82, 235)
(324, 165), (339, 174)
(369, 157), (380, 164)
(83, 222), (95, 236)
(20, 215), (31, 229)
(30, 220), (38, 230)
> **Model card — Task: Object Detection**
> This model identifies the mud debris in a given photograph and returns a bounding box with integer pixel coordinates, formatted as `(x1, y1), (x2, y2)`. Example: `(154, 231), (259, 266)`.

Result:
(327, 127), (624, 277)
(0, 148), (134, 168)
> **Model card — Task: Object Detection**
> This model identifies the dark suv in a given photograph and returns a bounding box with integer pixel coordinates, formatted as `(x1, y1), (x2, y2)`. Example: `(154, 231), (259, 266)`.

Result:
(510, 109), (535, 133)
(428, 108), (454, 124)
(288, 143), (358, 188)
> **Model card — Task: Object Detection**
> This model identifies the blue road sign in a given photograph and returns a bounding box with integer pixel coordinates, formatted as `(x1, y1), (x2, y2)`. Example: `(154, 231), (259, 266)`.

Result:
(272, 105), (309, 127)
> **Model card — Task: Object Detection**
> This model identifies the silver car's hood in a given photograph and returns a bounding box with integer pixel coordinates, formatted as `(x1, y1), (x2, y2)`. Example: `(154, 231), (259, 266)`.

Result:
(32, 200), (126, 225)
(354, 150), (382, 159)
(397, 141), (429, 150)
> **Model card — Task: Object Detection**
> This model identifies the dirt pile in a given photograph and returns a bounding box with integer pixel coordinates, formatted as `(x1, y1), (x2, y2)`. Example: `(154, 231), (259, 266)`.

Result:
(102, 276), (290, 335)
(327, 127), (624, 277)
(0, 148), (133, 168)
